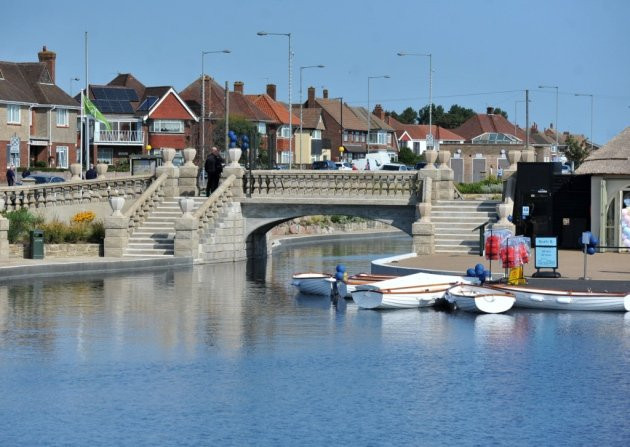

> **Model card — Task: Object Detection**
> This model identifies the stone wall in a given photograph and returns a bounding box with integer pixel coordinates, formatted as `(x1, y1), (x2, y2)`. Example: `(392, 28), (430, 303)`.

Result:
(9, 243), (101, 258)
(270, 217), (391, 237)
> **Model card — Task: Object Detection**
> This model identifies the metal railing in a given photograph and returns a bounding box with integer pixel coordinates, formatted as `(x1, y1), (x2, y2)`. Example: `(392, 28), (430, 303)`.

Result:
(95, 130), (143, 143)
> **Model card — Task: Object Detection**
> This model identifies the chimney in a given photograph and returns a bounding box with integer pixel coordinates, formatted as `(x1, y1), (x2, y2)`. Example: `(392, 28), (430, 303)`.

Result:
(233, 81), (244, 94)
(38, 45), (56, 83)
(373, 104), (385, 120)
(323, 89), (328, 99)
(307, 86), (315, 107)
(266, 84), (276, 100)
(486, 106), (494, 115)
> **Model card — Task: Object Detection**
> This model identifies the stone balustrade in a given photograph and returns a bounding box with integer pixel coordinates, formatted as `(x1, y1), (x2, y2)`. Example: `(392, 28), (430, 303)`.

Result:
(122, 173), (169, 235)
(0, 175), (154, 212)
(243, 170), (423, 201)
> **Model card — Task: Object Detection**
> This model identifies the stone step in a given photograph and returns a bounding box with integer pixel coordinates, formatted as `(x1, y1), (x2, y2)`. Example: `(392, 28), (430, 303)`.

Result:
(124, 248), (174, 256)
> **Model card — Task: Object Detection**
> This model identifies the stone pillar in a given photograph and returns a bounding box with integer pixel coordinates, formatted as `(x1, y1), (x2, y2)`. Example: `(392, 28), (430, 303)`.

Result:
(156, 148), (180, 197)
(492, 202), (516, 234)
(103, 197), (128, 257)
(178, 147), (198, 197)
(0, 199), (8, 260)
(175, 198), (199, 258)
(521, 146), (536, 162)
(504, 149), (521, 179)
(412, 202), (434, 255)
(96, 163), (108, 179)
(420, 150), (440, 202)
(69, 163), (82, 182)
(437, 150), (454, 200)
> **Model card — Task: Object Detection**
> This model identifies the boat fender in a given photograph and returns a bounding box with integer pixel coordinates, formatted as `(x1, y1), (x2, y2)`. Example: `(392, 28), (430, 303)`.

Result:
(530, 294), (545, 302)
(556, 297), (573, 304)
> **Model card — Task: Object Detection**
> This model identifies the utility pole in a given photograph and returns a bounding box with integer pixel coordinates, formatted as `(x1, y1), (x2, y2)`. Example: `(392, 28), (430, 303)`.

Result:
(525, 89), (530, 149)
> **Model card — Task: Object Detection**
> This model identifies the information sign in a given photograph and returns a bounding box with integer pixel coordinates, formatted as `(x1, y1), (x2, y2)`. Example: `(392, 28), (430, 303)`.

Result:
(535, 237), (558, 269)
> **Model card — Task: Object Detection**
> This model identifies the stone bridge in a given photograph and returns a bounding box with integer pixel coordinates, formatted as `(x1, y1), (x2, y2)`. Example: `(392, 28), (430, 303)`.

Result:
(0, 148), (479, 263)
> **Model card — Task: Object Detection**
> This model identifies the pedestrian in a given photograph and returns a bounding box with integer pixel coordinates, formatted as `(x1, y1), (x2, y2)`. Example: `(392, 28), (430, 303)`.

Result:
(22, 166), (31, 178)
(85, 164), (97, 180)
(365, 159), (371, 171)
(204, 146), (224, 197)
(6, 165), (15, 186)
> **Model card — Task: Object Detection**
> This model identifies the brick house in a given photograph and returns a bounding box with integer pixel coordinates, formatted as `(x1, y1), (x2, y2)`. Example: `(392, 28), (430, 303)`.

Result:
(0, 46), (79, 180)
(383, 114), (464, 155)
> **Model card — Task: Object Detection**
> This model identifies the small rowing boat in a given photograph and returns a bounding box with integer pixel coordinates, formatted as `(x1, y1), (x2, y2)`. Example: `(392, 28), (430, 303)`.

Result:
(291, 273), (336, 296)
(488, 284), (630, 312)
(446, 284), (516, 314)
(352, 272), (476, 309)
(343, 273), (397, 298)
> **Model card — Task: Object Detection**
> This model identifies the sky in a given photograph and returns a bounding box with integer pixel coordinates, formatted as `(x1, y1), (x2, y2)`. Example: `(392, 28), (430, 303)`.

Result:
(3, 0), (629, 145)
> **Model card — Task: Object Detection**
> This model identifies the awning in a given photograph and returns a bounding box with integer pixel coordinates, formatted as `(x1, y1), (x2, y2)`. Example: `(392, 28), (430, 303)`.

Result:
(29, 139), (49, 146)
(343, 145), (366, 154)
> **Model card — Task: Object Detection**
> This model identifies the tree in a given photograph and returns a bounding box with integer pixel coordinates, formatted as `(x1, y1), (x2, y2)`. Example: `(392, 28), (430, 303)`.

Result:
(397, 146), (422, 165)
(492, 107), (508, 119)
(564, 134), (591, 168)
(211, 116), (257, 152)
(417, 104), (475, 129)
(389, 106), (418, 124)
(417, 104), (445, 126)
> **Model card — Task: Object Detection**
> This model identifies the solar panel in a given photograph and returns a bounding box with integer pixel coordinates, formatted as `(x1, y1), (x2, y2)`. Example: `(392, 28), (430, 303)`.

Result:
(125, 89), (139, 101)
(138, 96), (159, 111)
(92, 87), (107, 99)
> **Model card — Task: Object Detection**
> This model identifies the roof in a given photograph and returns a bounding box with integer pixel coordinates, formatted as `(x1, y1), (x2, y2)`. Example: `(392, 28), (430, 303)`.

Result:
(179, 76), (271, 122)
(454, 113), (525, 141)
(246, 94), (301, 126)
(351, 107), (394, 132)
(141, 87), (198, 121)
(388, 117), (464, 141)
(0, 61), (78, 107)
(315, 98), (367, 130)
(575, 126), (630, 175)
(108, 73), (146, 100)
(296, 107), (325, 130)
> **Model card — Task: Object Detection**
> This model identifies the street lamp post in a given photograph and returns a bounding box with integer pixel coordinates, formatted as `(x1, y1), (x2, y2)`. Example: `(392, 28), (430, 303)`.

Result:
(201, 49), (230, 172)
(69, 77), (80, 96)
(539, 85), (559, 150)
(367, 75), (389, 153)
(397, 51), (433, 149)
(575, 93), (594, 151)
(258, 31), (292, 168)
(299, 64), (324, 167)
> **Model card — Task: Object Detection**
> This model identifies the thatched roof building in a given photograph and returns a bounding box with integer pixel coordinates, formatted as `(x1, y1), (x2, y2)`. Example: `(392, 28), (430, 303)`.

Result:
(576, 126), (630, 175)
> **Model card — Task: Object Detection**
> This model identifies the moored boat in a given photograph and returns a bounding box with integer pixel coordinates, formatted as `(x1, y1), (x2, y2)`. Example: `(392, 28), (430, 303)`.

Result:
(352, 272), (476, 309)
(446, 284), (516, 314)
(291, 273), (336, 296)
(343, 273), (398, 298)
(488, 284), (630, 312)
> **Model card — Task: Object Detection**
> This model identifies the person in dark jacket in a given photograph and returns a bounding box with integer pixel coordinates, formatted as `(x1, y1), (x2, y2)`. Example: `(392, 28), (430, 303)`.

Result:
(6, 165), (15, 186)
(204, 147), (224, 197)
(21, 167), (31, 178)
(85, 164), (97, 180)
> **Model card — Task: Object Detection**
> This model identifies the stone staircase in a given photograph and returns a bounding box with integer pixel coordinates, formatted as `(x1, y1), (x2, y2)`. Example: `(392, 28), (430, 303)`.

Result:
(124, 196), (207, 257)
(432, 199), (500, 254)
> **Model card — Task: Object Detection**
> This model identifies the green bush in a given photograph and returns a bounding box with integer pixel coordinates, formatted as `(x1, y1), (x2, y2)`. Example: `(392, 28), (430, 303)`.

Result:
(456, 177), (503, 194)
(40, 220), (67, 243)
(3, 209), (44, 243)
(88, 220), (105, 243)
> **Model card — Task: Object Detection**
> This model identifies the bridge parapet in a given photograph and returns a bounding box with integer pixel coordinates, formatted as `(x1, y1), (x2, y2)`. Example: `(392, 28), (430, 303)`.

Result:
(244, 170), (423, 202)
(0, 174), (153, 213)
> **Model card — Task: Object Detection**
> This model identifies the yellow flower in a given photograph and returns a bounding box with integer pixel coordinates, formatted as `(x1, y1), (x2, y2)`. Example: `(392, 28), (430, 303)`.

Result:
(71, 211), (96, 224)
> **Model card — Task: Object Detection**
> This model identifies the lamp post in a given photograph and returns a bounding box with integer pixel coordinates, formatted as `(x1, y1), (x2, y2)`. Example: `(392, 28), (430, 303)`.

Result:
(397, 51), (432, 149)
(201, 49), (230, 175)
(367, 75), (389, 153)
(574, 93), (594, 151)
(258, 31), (292, 168)
(69, 77), (80, 96)
(299, 64), (324, 167)
(539, 85), (559, 150)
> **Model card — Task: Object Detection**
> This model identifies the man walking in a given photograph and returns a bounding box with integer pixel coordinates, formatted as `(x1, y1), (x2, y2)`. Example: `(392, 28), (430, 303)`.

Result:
(6, 165), (15, 186)
(204, 147), (224, 197)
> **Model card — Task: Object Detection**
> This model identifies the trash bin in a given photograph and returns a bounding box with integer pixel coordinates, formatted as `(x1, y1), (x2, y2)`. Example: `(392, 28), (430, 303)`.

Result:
(30, 229), (44, 259)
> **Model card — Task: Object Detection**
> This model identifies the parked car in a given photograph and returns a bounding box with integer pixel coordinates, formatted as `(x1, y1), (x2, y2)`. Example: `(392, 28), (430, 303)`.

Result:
(30, 174), (66, 184)
(414, 162), (427, 170)
(561, 164), (573, 175)
(312, 160), (338, 170)
(381, 163), (411, 171)
(335, 162), (353, 171)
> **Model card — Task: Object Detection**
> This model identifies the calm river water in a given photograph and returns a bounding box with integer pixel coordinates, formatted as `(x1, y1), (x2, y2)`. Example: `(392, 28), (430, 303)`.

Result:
(0, 233), (628, 446)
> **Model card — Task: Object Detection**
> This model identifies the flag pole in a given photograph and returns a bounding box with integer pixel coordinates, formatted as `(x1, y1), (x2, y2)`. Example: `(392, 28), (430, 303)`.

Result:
(84, 31), (90, 172)
(79, 89), (84, 168)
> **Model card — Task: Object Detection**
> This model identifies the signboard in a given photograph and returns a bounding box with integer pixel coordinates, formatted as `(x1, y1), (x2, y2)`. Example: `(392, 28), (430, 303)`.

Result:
(426, 134), (434, 147)
(535, 237), (558, 269)
(131, 157), (157, 176)
(522, 206), (530, 217)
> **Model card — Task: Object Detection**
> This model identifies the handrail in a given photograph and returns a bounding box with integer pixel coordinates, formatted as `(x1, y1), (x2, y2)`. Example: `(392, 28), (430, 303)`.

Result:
(123, 173), (168, 218)
(473, 220), (492, 257)
(193, 175), (236, 220)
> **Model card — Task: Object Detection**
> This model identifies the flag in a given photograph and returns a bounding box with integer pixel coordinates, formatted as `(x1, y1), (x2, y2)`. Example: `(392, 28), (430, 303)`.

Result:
(83, 93), (111, 131)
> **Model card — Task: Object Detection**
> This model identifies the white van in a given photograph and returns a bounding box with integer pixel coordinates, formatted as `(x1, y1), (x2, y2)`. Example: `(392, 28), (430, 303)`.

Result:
(352, 152), (394, 171)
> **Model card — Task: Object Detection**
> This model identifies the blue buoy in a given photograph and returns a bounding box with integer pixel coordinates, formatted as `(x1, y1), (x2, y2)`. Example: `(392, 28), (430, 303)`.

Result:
(336, 264), (346, 273)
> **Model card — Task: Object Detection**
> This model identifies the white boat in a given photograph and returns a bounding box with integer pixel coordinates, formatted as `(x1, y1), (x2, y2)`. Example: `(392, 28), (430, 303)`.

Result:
(489, 284), (630, 312)
(446, 284), (516, 314)
(343, 273), (397, 298)
(352, 272), (476, 309)
(291, 273), (336, 296)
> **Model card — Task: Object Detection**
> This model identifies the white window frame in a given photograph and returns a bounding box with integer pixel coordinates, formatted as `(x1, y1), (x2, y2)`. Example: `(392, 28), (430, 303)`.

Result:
(56, 146), (69, 168)
(150, 119), (184, 133)
(56, 108), (69, 127)
(280, 151), (291, 163)
(311, 129), (322, 140)
(257, 122), (266, 134)
(277, 125), (291, 139)
(7, 104), (20, 124)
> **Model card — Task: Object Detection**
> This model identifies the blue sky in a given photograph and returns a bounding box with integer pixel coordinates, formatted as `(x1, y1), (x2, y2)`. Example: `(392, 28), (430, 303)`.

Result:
(3, 0), (629, 144)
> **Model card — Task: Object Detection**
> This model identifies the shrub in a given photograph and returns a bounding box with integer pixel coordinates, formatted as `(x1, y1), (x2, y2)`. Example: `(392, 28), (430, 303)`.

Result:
(88, 220), (105, 243)
(3, 209), (44, 243)
(40, 219), (68, 244)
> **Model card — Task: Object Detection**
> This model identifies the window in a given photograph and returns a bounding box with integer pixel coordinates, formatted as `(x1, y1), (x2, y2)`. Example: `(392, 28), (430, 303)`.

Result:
(7, 104), (20, 124)
(97, 147), (113, 164)
(56, 146), (69, 168)
(413, 142), (420, 153)
(150, 120), (184, 133)
(277, 125), (291, 138)
(472, 132), (520, 144)
(387, 133), (392, 144)
(56, 108), (69, 127)
(311, 129), (322, 140)
(257, 122), (266, 134)
(280, 151), (291, 163)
